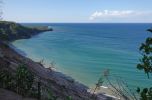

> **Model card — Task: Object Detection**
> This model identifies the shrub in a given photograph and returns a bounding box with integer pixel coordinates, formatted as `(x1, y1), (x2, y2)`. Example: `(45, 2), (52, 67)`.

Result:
(48, 90), (58, 100)
(0, 69), (14, 89)
(16, 64), (34, 96)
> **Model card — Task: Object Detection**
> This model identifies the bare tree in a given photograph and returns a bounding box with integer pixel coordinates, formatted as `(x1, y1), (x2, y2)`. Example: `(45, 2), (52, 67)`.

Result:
(93, 69), (138, 100)
(0, 0), (3, 20)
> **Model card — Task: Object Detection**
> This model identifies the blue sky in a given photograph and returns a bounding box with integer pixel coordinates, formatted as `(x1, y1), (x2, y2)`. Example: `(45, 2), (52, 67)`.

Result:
(3, 0), (152, 23)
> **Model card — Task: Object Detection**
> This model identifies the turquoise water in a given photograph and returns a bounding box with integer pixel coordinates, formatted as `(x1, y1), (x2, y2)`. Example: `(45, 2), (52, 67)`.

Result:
(12, 23), (152, 89)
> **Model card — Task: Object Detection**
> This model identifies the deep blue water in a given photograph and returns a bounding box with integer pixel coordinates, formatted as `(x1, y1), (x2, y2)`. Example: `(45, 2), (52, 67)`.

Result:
(12, 23), (152, 89)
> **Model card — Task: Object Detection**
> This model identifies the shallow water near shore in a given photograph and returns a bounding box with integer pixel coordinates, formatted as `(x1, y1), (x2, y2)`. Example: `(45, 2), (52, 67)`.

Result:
(12, 23), (152, 90)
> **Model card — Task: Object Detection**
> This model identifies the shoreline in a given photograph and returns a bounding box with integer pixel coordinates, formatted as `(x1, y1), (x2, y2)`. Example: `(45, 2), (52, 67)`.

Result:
(10, 42), (90, 89)
(11, 40), (117, 99)
(0, 41), (93, 99)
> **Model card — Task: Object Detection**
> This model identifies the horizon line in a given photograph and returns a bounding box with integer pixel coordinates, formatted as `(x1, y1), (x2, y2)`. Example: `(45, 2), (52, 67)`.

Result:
(3, 20), (152, 24)
(2, 20), (152, 24)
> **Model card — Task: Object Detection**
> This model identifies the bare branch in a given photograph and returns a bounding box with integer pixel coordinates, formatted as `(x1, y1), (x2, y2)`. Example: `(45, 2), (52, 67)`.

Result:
(0, 0), (3, 20)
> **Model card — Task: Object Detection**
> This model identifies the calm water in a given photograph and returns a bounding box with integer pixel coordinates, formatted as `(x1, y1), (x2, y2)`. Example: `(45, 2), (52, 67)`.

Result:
(12, 23), (152, 89)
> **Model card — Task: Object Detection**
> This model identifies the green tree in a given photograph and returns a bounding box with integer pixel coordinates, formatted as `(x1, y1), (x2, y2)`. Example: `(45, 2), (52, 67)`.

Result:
(137, 29), (152, 100)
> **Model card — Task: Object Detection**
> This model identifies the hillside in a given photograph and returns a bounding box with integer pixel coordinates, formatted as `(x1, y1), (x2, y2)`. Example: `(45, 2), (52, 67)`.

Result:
(0, 21), (52, 41)
(0, 88), (36, 100)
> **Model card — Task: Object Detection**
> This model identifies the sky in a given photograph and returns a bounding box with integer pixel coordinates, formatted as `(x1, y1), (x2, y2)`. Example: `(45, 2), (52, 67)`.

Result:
(2, 0), (152, 23)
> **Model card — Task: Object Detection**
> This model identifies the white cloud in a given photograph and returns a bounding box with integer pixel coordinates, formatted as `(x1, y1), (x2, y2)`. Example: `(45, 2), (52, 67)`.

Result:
(89, 10), (143, 20)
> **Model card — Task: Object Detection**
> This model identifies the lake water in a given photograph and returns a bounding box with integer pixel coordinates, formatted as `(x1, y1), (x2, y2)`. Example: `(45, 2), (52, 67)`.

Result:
(12, 23), (152, 89)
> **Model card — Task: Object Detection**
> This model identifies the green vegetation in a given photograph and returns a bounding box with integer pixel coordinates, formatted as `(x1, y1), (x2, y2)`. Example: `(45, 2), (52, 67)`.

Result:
(0, 63), (73, 100)
(48, 90), (58, 100)
(16, 64), (34, 96)
(137, 30), (152, 78)
(136, 29), (152, 100)
(0, 64), (35, 96)
(0, 69), (15, 89)
(66, 96), (72, 100)
(0, 21), (52, 41)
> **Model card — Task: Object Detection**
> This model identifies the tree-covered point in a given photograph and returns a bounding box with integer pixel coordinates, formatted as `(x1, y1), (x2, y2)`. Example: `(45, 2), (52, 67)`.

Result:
(0, 21), (52, 41)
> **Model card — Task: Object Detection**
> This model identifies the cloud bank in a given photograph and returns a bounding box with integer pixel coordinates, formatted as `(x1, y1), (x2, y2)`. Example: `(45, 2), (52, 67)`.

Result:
(89, 10), (152, 22)
(90, 10), (134, 20)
